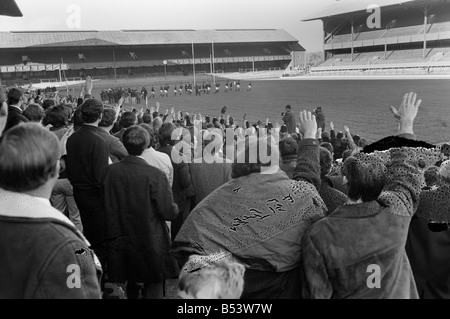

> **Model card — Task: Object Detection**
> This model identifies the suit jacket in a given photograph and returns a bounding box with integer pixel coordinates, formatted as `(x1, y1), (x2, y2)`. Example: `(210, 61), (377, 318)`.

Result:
(5, 105), (28, 132)
(97, 128), (128, 163)
(101, 156), (179, 282)
(66, 125), (109, 190)
(282, 110), (296, 134)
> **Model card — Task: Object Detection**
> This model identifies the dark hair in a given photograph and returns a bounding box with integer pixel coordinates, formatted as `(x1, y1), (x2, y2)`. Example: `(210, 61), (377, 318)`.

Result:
(81, 99), (103, 123)
(0, 123), (60, 192)
(342, 149), (353, 162)
(23, 104), (45, 123)
(321, 142), (333, 155)
(279, 138), (298, 157)
(159, 122), (176, 146)
(342, 157), (386, 202)
(139, 123), (155, 148)
(319, 147), (333, 177)
(99, 108), (117, 128)
(321, 131), (331, 143)
(231, 137), (276, 178)
(119, 111), (137, 129)
(43, 105), (68, 128)
(73, 107), (84, 131)
(7, 88), (23, 106)
(285, 105), (291, 110)
(336, 131), (344, 140)
(122, 125), (149, 156)
(42, 99), (55, 111)
(142, 113), (152, 124)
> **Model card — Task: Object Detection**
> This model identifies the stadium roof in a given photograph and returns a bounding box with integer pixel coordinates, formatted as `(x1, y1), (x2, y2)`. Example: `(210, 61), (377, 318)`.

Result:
(0, 29), (301, 49)
(0, 0), (22, 17)
(303, 0), (431, 21)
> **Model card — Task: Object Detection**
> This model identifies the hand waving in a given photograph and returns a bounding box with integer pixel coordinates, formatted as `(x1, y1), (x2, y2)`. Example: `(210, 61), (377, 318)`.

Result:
(299, 110), (317, 140)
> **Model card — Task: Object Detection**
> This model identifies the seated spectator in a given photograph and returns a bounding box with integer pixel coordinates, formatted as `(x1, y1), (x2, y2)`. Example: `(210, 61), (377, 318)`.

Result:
(278, 137), (298, 179)
(178, 254), (245, 299)
(173, 111), (326, 299)
(302, 92), (423, 299)
(98, 108), (128, 163)
(102, 125), (179, 299)
(0, 123), (101, 298)
(318, 147), (347, 214)
(140, 123), (173, 186)
(23, 104), (45, 123)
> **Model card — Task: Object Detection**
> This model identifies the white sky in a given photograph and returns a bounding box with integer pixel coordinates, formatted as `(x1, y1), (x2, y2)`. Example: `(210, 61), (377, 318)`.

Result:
(0, 0), (340, 51)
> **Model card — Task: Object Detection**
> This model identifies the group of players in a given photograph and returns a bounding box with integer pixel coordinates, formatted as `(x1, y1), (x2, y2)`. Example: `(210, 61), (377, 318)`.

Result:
(145, 80), (251, 98)
(100, 80), (252, 105)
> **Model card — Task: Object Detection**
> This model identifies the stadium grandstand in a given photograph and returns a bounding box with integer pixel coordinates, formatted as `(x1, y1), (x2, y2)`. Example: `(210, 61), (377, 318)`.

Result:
(0, 29), (304, 86)
(303, 0), (450, 77)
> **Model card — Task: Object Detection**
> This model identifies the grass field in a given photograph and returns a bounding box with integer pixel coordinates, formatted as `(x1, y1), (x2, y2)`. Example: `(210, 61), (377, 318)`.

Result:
(86, 77), (450, 145)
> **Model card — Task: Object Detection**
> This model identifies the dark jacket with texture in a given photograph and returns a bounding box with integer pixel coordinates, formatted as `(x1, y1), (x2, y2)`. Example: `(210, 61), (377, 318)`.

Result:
(97, 128), (128, 163)
(0, 190), (101, 299)
(302, 144), (422, 299)
(66, 125), (109, 190)
(5, 105), (28, 132)
(101, 156), (179, 282)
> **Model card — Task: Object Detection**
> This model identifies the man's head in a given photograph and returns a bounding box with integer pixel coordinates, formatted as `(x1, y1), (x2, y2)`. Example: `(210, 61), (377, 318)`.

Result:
(342, 156), (386, 202)
(43, 105), (68, 128)
(122, 125), (149, 156)
(119, 111), (137, 129)
(139, 123), (156, 148)
(285, 105), (291, 111)
(23, 104), (45, 123)
(279, 138), (298, 158)
(0, 123), (60, 193)
(178, 255), (245, 299)
(7, 88), (23, 107)
(159, 122), (176, 147)
(99, 108), (117, 129)
(319, 147), (333, 178)
(81, 99), (103, 124)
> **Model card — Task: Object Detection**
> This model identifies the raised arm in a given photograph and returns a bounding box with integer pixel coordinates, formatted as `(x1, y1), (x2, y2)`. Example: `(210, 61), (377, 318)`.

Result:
(379, 92), (423, 216)
(293, 111), (321, 190)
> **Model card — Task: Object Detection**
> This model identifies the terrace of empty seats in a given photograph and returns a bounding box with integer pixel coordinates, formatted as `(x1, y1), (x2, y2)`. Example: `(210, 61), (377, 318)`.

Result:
(318, 47), (450, 68)
(326, 21), (450, 45)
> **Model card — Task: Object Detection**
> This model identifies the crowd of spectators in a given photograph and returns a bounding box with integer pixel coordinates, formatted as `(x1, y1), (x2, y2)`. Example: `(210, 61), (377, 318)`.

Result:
(1, 81), (450, 299)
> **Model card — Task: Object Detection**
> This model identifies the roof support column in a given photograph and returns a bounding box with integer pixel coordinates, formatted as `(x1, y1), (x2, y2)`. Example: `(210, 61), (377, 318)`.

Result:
(423, 6), (429, 60)
(351, 19), (354, 62)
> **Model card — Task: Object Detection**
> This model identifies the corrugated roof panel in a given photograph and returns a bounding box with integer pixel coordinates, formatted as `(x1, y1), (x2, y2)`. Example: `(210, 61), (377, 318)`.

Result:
(0, 29), (298, 49)
(303, 0), (427, 21)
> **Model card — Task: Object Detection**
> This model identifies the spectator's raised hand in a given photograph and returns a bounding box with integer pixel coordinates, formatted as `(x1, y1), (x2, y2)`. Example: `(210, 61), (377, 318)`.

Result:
(344, 125), (350, 134)
(330, 121), (334, 131)
(299, 110), (317, 140)
(389, 92), (422, 135)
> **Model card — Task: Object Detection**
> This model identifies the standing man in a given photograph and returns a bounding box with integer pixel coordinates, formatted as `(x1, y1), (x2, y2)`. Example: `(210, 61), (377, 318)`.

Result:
(66, 99), (110, 247)
(314, 107), (326, 132)
(102, 126), (179, 299)
(5, 88), (28, 132)
(282, 105), (296, 135)
(0, 123), (101, 298)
